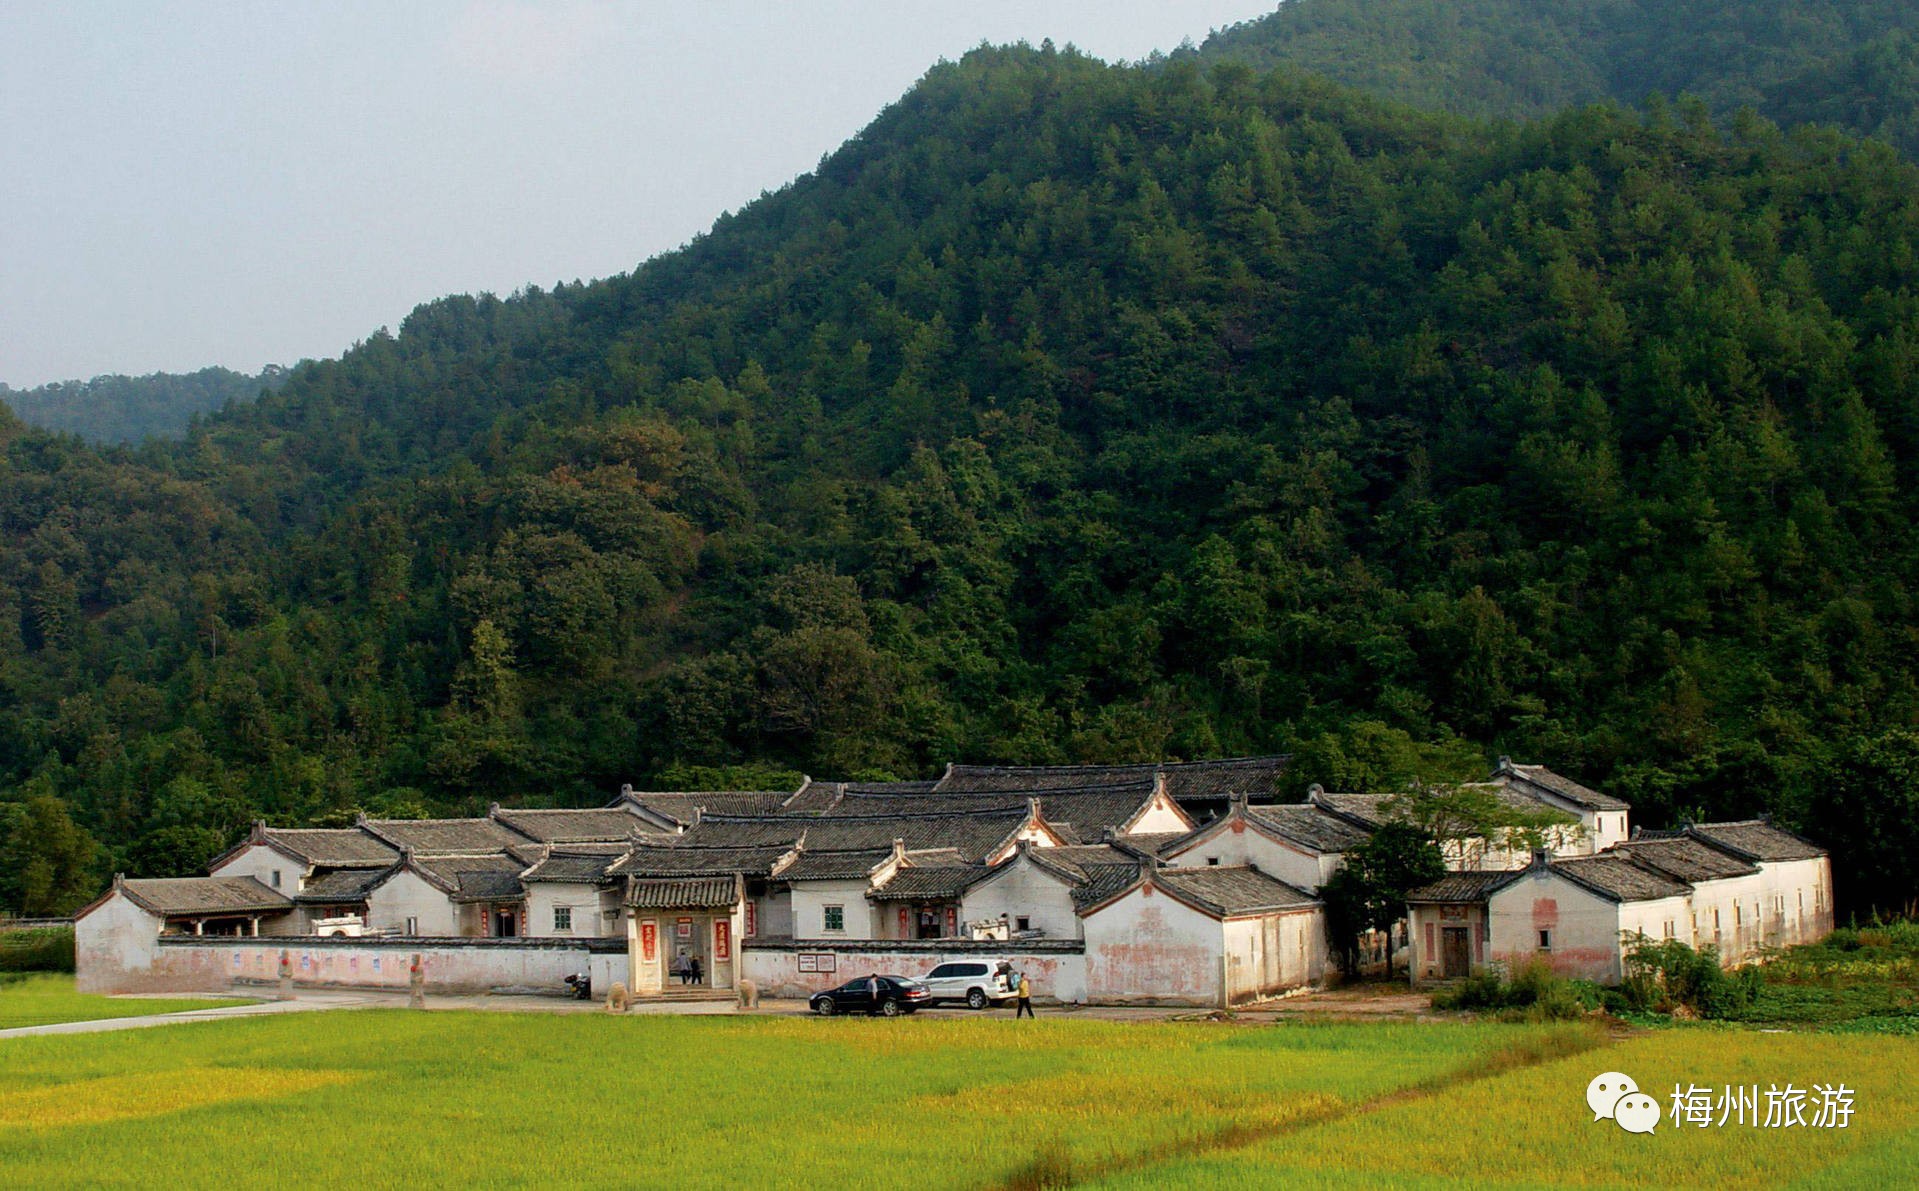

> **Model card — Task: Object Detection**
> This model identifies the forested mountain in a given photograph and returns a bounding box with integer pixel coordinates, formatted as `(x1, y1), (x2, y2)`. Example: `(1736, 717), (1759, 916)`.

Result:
(6, 43), (1919, 915)
(1191, 0), (1919, 157)
(0, 366), (287, 444)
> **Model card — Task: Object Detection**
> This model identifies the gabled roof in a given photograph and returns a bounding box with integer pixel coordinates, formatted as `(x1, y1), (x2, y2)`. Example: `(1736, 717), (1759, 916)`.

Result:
(1407, 871), (1521, 903)
(397, 853), (528, 899)
(616, 789), (791, 827)
(1308, 790), (1393, 830)
(1078, 864), (1317, 919)
(626, 876), (740, 909)
(826, 780), (1185, 842)
(1536, 855), (1690, 903)
(869, 865), (987, 901)
(1610, 837), (1760, 883)
(607, 843), (798, 878)
(1243, 803), (1374, 853)
(934, 755), (1290, 803)
(687, 809), (1046, 864)
(259, 826), (400, 867)
(782, 779), (844, 814)
(108, 876), (293, 919)
(360, 816), (531, 855)
(489, 806), (648, 844)
(1685, 820), (1826, 863)
(296, 867), (392, 903)
(1493, 758), (1630, 812)
(519, 846), (629, 884)
(775, 849), (892, 882)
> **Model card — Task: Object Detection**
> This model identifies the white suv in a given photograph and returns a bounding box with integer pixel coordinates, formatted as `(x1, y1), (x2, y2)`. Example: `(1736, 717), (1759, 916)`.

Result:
(920, 960), (1017, 1009)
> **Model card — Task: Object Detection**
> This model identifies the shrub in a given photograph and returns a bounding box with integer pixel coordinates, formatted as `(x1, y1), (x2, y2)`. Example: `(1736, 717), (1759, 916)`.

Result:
(1622, 936), (1759, 1019)
(1430, 958), (1589, 1019)
(0, 927), (76, 973)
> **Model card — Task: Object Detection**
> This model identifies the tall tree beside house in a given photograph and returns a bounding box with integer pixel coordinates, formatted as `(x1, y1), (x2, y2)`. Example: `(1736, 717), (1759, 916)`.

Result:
(1320, 825), (1447, 979)
(1383, 781), (1580, 868)
(0, 793), (100, 916)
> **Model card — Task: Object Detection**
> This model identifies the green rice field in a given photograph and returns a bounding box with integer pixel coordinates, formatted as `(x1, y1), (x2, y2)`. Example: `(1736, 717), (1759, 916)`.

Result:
(0, 1008), (1912, 1188)
(0, 974), (248, 1031)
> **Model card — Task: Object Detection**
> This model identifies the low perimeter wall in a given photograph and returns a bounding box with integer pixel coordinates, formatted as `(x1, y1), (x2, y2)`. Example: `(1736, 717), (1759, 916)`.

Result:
(742, 938), (1086, 1003)
(86, 936), (628, 996)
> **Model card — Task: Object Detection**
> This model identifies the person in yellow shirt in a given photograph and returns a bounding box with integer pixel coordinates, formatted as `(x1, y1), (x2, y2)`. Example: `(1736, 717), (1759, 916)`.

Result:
(1015, 972), (1034, 1018)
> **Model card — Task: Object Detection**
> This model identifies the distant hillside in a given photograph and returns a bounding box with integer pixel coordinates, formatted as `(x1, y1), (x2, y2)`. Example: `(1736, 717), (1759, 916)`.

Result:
(1190, 0), (1919, 156)
(0, 365), (287, 444)
(3, 45), (1918, 914)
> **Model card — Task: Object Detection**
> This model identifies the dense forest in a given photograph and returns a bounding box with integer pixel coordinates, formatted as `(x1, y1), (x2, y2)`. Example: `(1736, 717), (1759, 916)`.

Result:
(0, 366), (287, 445)
(1191, 0), (1919, 157)
(5, 27), (1919, 915)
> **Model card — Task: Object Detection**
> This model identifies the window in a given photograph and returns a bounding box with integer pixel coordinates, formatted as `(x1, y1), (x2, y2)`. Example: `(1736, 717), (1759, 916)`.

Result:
(1663, 920), (1675, 939)
(404, 916), (419, 936)
(1016, 916), (1031, 932)
(1537, 929), (1553, 952)
(270, 869), (281, 888)
(1206, 857), (1220, 867)
(553, 905), (572, 932)
(823, 905), (844, 933)
(1734, 903), (1742, 925)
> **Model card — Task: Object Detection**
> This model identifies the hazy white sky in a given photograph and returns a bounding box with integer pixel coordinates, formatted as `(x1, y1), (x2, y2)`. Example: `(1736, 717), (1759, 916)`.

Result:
(0, 2), (1274, 387)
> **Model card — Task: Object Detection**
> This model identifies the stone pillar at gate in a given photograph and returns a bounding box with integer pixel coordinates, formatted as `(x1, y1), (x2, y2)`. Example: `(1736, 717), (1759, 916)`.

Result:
(630, 914), (664, 994)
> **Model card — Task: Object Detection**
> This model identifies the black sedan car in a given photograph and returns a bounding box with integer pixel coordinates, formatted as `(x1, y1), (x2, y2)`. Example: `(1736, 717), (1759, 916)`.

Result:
(810, 974), (930, 1017)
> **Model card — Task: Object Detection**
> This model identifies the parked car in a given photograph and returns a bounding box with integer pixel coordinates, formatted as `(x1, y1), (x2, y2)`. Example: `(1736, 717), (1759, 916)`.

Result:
(919, 960), (1017, 1009)
(810, 974), (930, 1017)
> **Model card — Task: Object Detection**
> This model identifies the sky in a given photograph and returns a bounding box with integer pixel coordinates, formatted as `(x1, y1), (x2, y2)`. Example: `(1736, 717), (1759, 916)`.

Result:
(0, 2), (1275, 388)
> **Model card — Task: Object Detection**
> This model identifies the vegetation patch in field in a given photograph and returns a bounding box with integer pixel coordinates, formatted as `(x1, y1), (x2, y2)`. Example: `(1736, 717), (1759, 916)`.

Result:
(0, 1068), (355, 1131)
(0, 974), (249, 1031)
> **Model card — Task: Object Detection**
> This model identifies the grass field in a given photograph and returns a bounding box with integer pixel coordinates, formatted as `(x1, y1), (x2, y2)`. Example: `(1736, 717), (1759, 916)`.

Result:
(0, 1009), (1913, 1189)
(0, 974), (248, 1031)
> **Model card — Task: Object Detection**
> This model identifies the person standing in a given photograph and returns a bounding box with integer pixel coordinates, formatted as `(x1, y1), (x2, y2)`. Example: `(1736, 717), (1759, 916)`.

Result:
(690, 954), (704, 985)
(1015, 971), (1034, 1018)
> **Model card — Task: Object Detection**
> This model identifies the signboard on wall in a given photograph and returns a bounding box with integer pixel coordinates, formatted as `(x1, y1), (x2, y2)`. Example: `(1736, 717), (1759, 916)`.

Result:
(797, 952), (837, 973)
(714, 919), (731, 961)
(640, 920), (658, 962)
(744, 901), (757, 938)
(675, 916), (693, 939)
(797, 953), (818, 972)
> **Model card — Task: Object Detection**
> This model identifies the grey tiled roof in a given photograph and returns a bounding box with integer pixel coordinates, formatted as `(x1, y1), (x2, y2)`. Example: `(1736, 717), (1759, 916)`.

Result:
(1497, 762), (1630, 811)
(1244, 804), (1374, 853)
(491, 807), (648, 843)
(828, 782), (1171, 841)
(1149, 865), (1318, 916)
(408, 853), (528, 898)
(626, 877), (739, 909)
(775, 849), (891, 882)
(1311, 791), (1393, 829)
(519, 849), (626, 884)
(935, 756), (1290, 803)
(1548, 855), (1691, 903)
(691, 811), (1030, 863)
(363, 817), (530, 855)
(1123, 833), (1189, 855)
(452, 870), (526, 902)
(1611, 838), (1760, 883)
(261, 828), (399, 867)
(296, 867), (390, 902)
(1686, 820), (1826, 862)
(870, 865), (986, 901)
(1407, 871), (1519, 903)
(121, 877), (292, 917)
(622, 790), (791, 825)
(1067, 864), (1147, 911)
(608, 844), (796, 878)
(782, 780), (845, 814)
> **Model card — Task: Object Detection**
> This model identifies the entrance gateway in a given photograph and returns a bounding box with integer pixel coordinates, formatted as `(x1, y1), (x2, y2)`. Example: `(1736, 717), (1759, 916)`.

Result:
(1441, 926), (1471, 979)
(625, 875), (743, 994)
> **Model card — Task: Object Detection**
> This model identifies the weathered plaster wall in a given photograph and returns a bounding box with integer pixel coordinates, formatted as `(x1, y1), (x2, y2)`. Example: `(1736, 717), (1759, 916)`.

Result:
(1163, 823), (1327, 891)
(1488, 869), (1630, 983)
(1220, 909), (1323, 1002)
(75, 893), (165, 993)
(208, 843), (302, 894)
(1082, 885), (1224, 1005)
(365, 869), (460, 937)
(789, 879), (877, 940)
(523, 882), (620, 939)
(85, 935), (623, 996)
(962, 860), (1080, 939)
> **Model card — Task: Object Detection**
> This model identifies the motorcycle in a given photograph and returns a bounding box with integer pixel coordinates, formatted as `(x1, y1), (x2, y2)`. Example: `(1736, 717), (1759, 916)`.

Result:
(563, 970), (592, 1000)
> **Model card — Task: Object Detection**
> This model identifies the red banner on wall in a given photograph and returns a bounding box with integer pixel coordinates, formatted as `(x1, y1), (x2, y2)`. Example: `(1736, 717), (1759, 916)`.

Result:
(714, 918), (731, 961)
(899, 907), (910, 937)
(640, 920), (657, 962)
(745, 901), (757, 938)
(946, 906), (958, 935)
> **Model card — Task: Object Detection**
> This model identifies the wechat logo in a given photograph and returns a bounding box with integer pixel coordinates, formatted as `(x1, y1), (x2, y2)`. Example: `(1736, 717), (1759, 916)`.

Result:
(1588, 1071), (1659, 1135)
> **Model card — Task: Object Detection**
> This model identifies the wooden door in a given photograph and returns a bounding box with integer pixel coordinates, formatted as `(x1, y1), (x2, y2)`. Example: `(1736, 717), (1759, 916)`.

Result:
(1442, 927), (1471, 978)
